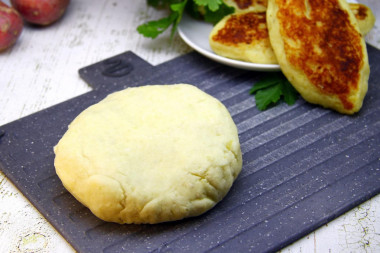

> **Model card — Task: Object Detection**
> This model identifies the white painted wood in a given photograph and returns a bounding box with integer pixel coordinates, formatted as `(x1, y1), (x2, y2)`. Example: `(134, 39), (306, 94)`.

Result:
(0, 0), (379, 252)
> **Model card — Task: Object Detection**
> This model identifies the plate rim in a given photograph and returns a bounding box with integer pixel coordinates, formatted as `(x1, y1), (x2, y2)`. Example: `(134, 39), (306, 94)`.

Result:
(177, 13), (281, 71)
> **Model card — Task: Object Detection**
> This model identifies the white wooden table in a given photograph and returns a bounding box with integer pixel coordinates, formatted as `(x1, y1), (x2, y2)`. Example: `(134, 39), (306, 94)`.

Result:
(0, 0), (379, 252)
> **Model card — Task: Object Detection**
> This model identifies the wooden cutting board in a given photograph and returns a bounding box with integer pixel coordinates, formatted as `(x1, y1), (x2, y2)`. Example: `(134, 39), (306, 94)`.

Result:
(0, 47), (379, 253)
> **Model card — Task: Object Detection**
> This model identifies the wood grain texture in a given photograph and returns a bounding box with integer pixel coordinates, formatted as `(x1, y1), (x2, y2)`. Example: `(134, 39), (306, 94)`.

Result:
(0, 0), (379, 252)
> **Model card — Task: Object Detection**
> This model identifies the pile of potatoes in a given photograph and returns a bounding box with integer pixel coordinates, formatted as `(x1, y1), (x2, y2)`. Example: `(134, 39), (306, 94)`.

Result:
(0, 0), (70, 52)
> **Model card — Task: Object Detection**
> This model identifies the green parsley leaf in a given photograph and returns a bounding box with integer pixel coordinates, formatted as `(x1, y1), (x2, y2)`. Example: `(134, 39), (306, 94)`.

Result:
(138, 0), (227, 39)
(185, 1), (233, 24)
(281, 78), (299, 105)
(147, 0), (184, 8)
(255, 83), (283, 110)
(250, 73), (299, 110)
(137, 0), (188, 39)
(203, 2), (234, 24)
(169, 1), (187, 38)
(194, 0), (222, 12)
(137, 13), (178, 39)
(249, 73), (283, 94)
(185, 1), (205, 20)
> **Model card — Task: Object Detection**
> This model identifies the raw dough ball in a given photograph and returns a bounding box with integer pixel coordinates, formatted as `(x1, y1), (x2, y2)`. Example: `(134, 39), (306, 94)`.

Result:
(54, 84), (242, 224)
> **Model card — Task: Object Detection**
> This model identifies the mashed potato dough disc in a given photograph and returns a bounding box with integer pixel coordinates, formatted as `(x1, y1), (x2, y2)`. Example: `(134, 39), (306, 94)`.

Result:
(54, 84), (242, 224)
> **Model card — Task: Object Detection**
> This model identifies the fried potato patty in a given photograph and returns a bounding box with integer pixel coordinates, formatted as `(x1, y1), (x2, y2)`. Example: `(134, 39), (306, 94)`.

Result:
(209, 11), (277, 64)
(267, 0), (370, 114)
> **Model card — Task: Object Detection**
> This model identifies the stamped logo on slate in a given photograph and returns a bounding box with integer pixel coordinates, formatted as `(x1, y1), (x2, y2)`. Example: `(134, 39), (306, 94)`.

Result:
(102, 58), (134, 77)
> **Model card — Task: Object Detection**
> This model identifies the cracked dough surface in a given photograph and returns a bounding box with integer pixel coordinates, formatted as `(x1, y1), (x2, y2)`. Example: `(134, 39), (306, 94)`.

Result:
(54, 84), (242, 224)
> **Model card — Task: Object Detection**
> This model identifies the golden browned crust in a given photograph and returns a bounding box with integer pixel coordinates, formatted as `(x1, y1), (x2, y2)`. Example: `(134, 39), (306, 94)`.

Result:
(275, 0), (365, 111)
(351, 3), (370, 21)
(349, 3), (376, 36)
(209, 11), (277, 64)
(211, 12), (268, 46)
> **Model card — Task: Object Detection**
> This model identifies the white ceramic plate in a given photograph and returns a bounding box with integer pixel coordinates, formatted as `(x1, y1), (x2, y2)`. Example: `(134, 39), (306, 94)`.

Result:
(177, 13), (281, 71)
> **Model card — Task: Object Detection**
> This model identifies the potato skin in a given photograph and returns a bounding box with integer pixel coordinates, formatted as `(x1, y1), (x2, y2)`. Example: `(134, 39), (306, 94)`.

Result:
(0, 1), (23, 52)
(11, 0), (70, 26)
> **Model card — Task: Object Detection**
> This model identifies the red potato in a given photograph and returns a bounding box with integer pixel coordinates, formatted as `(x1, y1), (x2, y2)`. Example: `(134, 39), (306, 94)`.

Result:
(0, 1), (23, 52)
(11, 0), (70, 26)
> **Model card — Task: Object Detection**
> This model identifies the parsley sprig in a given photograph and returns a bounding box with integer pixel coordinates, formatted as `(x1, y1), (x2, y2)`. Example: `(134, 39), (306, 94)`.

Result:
(139, 2), (298, 111)
(250, 73), (299, 111)
(137, 1), (187, 39)
(137, 0), (234, 39)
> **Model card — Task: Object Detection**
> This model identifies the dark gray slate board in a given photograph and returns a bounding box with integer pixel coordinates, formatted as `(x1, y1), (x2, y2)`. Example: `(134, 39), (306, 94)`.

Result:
(0, 46), (380, 253)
